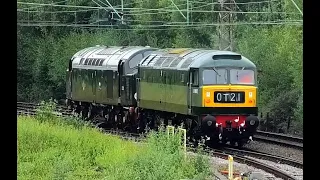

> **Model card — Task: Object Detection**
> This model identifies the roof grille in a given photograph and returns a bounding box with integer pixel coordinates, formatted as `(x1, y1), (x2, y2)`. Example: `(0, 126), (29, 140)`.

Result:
(212, 54), (241, 60)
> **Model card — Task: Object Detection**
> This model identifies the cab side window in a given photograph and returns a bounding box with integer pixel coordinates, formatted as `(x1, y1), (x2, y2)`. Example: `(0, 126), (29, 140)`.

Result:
(192, 70), (199, 86)
(129, 53), (143, 68)
(68, 59), (72, 71)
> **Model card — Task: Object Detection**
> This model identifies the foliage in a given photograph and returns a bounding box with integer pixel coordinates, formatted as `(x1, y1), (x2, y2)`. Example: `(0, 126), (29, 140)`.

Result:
(18, 113), (211, 179)
(237, 25), (302, 133)
(36, 99), (57, 123)
(36, 100), (89, 128)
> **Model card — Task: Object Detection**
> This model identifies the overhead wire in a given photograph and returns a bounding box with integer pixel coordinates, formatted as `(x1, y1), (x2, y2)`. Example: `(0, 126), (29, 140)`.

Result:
(17, 1), (285, 12)
(17, 0), (303, 29)
(17, 7), (301, 15)
(17, 1), (188, 12)
(18, 0), (69, 10)
(17, 19), (302, 28)
(192, 0), (280, 5)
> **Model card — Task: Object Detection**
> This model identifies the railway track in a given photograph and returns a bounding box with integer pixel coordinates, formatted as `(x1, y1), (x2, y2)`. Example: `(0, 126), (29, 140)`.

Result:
(17, 102), (304, 150)
(17, 102), (73, 117)
(17, 101), (301, 180)
(254, 130), (303, 150)
(195, 147), (299, 180)
(220, 146), (303, 169)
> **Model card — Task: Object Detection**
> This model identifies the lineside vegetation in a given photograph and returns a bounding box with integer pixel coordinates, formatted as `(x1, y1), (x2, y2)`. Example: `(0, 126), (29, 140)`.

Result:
(18, 103), (211, 180)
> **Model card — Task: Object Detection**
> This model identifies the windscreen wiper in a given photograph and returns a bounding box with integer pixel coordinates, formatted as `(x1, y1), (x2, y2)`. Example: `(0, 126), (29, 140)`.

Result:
(212, 67), (221, 77)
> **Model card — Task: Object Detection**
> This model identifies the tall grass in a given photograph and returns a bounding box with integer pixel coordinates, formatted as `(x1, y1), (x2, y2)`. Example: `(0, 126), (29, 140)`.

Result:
(18, 102), (211, 180)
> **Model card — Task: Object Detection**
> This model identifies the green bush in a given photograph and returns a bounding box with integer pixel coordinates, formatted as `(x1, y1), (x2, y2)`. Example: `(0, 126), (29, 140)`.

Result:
(237, 26), (302, 133)
(18, 113), (211, 180)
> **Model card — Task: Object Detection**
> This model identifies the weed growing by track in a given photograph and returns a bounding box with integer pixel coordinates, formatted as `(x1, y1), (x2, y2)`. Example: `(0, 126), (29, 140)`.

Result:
(18, 102), (211, 180)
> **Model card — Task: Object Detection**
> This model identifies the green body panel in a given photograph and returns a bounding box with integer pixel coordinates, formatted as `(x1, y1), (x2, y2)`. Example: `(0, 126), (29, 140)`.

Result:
(72, 69), (91, 101)
(139, 82), (188, 114)
(190, 87), (202, 108)
(71, 69), (119, 105)
(138, 68), (203, 115)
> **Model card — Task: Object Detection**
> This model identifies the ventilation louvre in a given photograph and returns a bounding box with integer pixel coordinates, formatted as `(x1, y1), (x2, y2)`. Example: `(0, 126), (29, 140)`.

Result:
(161, 57), (176, 67)
(169, 57), (183, 67)
(154, 56), (167, 66)
(212, 54), (242, 60)
(180, 58), (195, 68)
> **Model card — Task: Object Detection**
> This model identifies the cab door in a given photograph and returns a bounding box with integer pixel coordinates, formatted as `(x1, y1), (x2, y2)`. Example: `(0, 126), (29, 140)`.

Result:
(66, 59), (72, 99)
(136, 67), (141, 107)
(188, 68), (199, 114)
(92, 70), (97, 102)
(118, 60), (125, 104)
(160, 70), (166, 111)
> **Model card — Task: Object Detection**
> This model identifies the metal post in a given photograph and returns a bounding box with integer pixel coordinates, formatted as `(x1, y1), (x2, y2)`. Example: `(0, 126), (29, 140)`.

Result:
(121, 0), (124, 24)
(217, 0), (237, 51)
(268, 0), (272, 21)
(186, 0), (189, 25)
(27, 8), (30, 25)
(51, 1), (53, 25)
(228, 155), (233, 180)
(212, 0), (214, 23)
(74, 12), (77, 25)
(98, 9), (100, 28)
(167, 125), (175, 137)
(178, 128), (187, 160)
(190, 1), (192, 25)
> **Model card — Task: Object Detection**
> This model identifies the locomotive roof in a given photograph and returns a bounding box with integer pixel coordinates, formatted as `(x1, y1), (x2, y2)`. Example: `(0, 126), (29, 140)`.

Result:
(71, 46), (156, 70)
(139, 48), (256, 70)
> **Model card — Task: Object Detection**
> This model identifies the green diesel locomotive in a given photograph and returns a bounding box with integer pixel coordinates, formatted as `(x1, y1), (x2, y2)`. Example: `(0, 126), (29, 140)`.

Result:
(66, 46), (259, 146)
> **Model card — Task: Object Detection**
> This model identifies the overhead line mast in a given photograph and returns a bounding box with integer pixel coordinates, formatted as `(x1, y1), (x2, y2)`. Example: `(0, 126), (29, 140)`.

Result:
(217, 0), (237, 51)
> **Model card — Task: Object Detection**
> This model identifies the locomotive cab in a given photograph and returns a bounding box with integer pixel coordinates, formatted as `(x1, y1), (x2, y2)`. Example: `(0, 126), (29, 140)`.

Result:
(189, 53), (259, 145)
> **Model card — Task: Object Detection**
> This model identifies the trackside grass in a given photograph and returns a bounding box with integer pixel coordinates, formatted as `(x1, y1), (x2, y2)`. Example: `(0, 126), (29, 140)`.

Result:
(18, 114), (211, 180)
